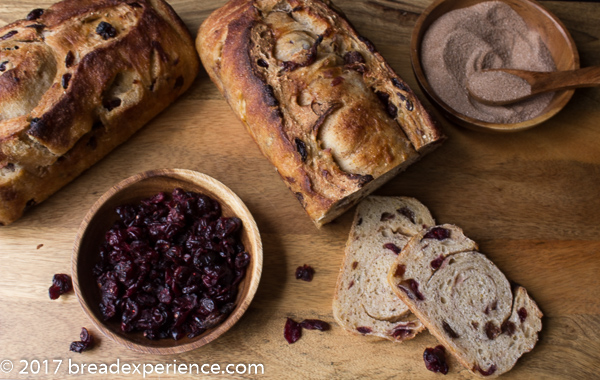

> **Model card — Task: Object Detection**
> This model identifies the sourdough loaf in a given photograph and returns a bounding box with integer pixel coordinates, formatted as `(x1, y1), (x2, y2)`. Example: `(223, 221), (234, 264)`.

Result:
(196, 0), (444, 227)
(0, 0), (199, 225)
(333, 196), (434, 341)
(387, 224), (543, 377)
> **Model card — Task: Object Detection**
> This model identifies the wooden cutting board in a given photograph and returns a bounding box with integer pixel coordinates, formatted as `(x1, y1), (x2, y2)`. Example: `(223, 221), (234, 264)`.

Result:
(1, 1), (599, 379)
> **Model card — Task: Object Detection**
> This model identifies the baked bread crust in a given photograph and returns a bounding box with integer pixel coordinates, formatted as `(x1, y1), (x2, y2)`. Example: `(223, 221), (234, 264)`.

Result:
(387, 224), (543, 377)
(197, 0), (444, 227)
(0, 0), (200, 225)
(332, 196), (435, 341)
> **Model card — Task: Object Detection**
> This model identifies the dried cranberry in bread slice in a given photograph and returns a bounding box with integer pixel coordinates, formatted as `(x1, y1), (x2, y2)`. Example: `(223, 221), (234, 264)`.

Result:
(197, 0), (444, 228)
(332, 196), (434, 341)
(388, 224), (542, 377)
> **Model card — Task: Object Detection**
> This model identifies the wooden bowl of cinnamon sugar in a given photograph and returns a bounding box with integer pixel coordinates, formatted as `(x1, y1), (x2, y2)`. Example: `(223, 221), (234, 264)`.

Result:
(411, 0), (579, 132)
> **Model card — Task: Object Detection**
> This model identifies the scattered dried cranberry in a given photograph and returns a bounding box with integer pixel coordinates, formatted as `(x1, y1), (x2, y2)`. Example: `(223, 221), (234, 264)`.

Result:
(93, 189), (250, 340)
(398, 279), (424, 301)
(501, 320), (516, 336)
(65, 51), (75, 68)
(423, 345), (449, 375)
(397, 207), (415, 223)
(343, 51), (365, 65)
(49, 273), (73, 300)
(356, 326), (372, 334)
(295, 138), (308, 162)
(27, 8), (44, 21)
(70, 327), (94, 353)
(393, 264), (406, 277)
(380, 212), (395, 221)
(284, 318), (302, 344)
(430, 255), (444, 270)
(0, 31), (17, 41)
(295, 264), (314, 282)
(257, 59), (269, 68)
(442, 321), (459, 338)
(423, 227), (450, 241)
(474, 364), (497, 377)
(96, 21), (117, 40)
(383, 243), (401, 254)
(518, 307), (527, 322)
(485, 321), (501, 340)
(0, 61), (7, 72)
(300, 319), (330, 331)
(61, 73), (72, 89)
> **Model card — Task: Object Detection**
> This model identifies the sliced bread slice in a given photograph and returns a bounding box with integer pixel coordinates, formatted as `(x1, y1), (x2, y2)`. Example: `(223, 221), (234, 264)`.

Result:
(332, 196), (435, 341)
(388, 224), (543, 377)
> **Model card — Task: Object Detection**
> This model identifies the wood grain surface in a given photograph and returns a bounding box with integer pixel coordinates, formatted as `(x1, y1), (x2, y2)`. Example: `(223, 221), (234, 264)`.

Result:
(1, 0), (599, 379)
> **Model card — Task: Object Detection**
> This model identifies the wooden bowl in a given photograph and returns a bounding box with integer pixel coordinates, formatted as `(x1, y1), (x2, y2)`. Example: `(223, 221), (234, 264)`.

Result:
(411, 0), (579, 132)
(71, 169), (262, 354)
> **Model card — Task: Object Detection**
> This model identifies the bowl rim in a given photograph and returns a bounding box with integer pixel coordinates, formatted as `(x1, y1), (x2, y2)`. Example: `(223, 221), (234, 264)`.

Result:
(410, 0), (580, 132)
(71, 168), (263, 354)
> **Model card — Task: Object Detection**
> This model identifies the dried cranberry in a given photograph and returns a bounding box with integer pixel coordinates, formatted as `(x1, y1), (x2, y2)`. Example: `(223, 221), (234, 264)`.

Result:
(331, 76), (345, 86)
(65, 51), (75, 68)
(257, 59), (269, 68)
(398, 279), (424, 301)
(423, 227), (450, 241)
(356, 326), (372, 334)
(383, 243), (401, 254)
(406, 99), (414, 111)
(352, 261), (358, 269)
(431, 255), (444, 270)
(49, 274), (72, 300)
(61, 73), (72, 89)
(284, 318), (302, 344)
(501, 320), (516, 336)
(397, 207), (415, 223)
(300, 319), (330, 331)
(0, 31), (17, 41)
(295, 264), (314, 282)
(295, 138), (308, 162)
(393, 264), (406, 277)
(474, 364), (497, 377)
(96, 21), (117, 40)
(442, 321), (459, 338)
(0, 61), (7, 72)
(380, 212), (395, 221)
(518, 307), (527, 322)
(343, 51), (365, 65)
(27, 8), (44, 21)
(390, 326), (412, 340)
(70, 327), (94, 353)
(423, 345), (449, 375)
(485, 321), (501, 340)
(392, 78), (409, 92)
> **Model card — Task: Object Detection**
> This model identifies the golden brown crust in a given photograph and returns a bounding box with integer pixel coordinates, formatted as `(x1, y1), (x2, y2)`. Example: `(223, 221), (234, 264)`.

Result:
(0, 0), (200, 225)
(197, 0), (444, 227)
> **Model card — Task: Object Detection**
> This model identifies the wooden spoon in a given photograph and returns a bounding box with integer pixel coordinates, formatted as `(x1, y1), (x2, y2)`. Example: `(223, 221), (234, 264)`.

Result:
(467, 67), (600, 106)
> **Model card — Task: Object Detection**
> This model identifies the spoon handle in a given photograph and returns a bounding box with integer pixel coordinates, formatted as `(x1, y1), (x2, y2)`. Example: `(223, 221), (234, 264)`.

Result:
(504, 67), (600, 94)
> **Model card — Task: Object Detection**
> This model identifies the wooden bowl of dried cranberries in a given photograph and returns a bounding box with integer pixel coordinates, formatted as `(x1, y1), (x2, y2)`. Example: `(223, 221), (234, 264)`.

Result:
(71, 169), (262, 354)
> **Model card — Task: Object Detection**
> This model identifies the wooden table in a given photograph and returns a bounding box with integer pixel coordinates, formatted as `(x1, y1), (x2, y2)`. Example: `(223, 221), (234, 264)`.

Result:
(1, 0), (599, 379)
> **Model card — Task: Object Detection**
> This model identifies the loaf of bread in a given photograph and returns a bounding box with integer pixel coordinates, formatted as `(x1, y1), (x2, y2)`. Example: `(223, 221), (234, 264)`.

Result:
(0, 0), (199, 225)
(332, 196), (434, 341)
(197, 0), (443, 227)
(387, 224), (543, 377)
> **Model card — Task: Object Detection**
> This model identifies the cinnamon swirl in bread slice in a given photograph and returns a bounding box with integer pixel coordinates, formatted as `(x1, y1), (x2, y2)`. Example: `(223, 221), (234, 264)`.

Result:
(388, 224), (542, 377)
(332, 196), (434, 341)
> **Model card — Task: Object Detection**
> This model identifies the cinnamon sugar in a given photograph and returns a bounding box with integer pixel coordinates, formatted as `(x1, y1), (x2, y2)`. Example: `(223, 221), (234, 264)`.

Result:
(421, 1), (556, 124)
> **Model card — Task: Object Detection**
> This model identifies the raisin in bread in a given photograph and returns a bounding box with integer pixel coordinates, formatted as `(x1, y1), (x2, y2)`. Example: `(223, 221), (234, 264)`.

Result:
(196, 0), (444, 228)
(332, 196), (435, 341)
(387, 224), (543, 377)
(0, 0), (199, 225)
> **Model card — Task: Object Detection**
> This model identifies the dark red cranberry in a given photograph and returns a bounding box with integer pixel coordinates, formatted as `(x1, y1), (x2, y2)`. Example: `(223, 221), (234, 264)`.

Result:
(406, 99), (414, 111)
(518, 307), (527, 322)
(96, 21), (117, 40)
(501, 320), (516, 336)
(0, 61), (7, 72)
(61, 73), (72, 89)
(431, 255), (444, 270)
(485, 321), (501, 340)
(398, 279), (424, 301)
(70, 327), (94, 353)
(65, 51), (75, 68)
(103, 98), (121, 111)
(257, 59), (269, 68)
(295, 264), (314, 282)
(442, 321), (459, 338)
(0, 31), (17, 41)
(423, 227), (450, 241)
(390, 325), (413, 339)
(284, 318), (302, 344)
(295, 138), (308, 162)
(27, 8), (44, 21)
(356, 326), (372, 334)
(423, 345), (449, 375)
(397, 207), (415, 223)
(474, 364), (497, 376)
(380, 212), (395, 221)
(383, 243), (401, 254)
(352, 261), (358, 270)
(343, 51), (365, 65)
(393, 264), (406, 278)
(49, 273), (73, 300)
(392, 78), (409, 92)
(300, 319), (330, 331)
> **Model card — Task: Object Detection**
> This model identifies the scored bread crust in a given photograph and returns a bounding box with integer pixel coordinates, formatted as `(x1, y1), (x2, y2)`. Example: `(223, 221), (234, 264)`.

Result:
(332, 196), (435, 341)
(0, 0), (200, 225)
(387, 224), (543, 377)
(196, 0), (444, 228)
